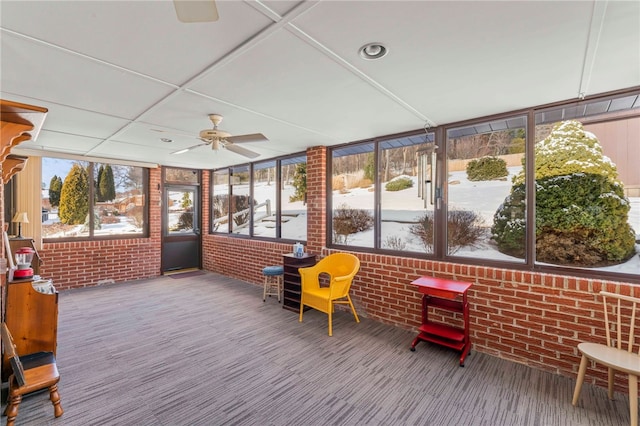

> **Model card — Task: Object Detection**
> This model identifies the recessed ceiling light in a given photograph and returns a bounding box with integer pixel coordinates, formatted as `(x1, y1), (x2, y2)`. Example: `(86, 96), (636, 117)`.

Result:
(160, 138), (172, 143)
(359, 42), (388, 60)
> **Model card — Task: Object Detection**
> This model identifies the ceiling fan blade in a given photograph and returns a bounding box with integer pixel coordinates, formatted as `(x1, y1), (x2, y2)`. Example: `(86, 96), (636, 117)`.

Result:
(173, 0), (219, 23)
(172, 143), (206, 155)
(224, 143), (260, 159)
(226, 133), (268, 144)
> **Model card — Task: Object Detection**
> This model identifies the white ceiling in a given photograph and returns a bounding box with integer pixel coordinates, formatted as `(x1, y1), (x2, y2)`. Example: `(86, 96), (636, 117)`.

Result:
(1, 0), (639, 170)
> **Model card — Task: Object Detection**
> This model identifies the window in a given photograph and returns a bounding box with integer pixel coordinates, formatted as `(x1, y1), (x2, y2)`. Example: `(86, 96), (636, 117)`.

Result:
(281, 155), (307, 241)
(253, 160), (277, 238)
(380, 135), (435, 253)
(533, 93), (639, 275)
(446, 116), (527, 261)
(230, 165), (250, 235)
(331, 143), (375, 247)
(329, 135), (436, 251)
(42, 158), (147, 239)
(212, 169), (229, 233)
(211, 153), (307, 241)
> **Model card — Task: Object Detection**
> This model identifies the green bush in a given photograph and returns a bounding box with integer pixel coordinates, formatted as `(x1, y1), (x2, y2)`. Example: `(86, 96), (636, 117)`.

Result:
(466, 156), (508, 181)
(493, 120), (636, 266)
(410, 210), (485, 254)
(333, 204), (373, 244)
(385, 176), (413, 191)
(493, 173), (636, 265)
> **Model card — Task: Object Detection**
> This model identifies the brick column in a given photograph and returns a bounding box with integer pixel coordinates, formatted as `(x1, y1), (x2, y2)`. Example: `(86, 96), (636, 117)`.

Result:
(305, 146), (327, 255)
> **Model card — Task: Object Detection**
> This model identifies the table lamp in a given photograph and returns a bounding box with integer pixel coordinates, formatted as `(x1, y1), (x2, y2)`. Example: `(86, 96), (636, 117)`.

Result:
(12, 211), (29, 238)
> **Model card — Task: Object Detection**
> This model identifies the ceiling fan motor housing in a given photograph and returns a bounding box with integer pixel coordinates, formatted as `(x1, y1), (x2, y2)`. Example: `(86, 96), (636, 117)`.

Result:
(199, 129), (231, 140)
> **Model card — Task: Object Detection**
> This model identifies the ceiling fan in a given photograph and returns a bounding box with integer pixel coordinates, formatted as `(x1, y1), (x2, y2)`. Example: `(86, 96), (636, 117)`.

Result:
(171, 114), (268, 159)
(173, 0), (219, 23)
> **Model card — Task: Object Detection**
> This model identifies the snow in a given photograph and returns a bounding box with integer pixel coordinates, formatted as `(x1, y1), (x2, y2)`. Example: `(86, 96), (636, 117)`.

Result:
(330, 166), (639, 274)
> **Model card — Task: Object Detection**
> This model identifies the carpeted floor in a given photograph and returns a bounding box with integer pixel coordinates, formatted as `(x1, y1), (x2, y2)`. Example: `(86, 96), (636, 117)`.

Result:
(1, 272), (631, 425)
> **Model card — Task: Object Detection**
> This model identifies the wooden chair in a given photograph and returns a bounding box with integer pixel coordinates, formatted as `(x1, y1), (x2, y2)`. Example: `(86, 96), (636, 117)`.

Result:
(572, 291), (640, 426)
(1, 323), (63, 426)
(298, 252), (360, 336)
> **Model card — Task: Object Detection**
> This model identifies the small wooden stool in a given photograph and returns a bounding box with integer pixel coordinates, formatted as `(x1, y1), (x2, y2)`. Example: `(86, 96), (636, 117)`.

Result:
(262, 265), (283, 302)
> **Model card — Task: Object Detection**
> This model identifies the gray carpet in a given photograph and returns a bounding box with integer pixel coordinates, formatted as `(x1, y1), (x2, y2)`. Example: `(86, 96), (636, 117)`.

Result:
(2, 272), (631, 425)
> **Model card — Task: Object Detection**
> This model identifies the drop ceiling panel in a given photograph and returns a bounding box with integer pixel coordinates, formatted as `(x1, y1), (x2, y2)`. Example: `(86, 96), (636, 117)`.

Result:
(1, 33), (175, 120)
(189, 28), (424, 141)
(0, 1), (275, 85)
(16, 131), (104, 155)
(292, 1), (597, 125)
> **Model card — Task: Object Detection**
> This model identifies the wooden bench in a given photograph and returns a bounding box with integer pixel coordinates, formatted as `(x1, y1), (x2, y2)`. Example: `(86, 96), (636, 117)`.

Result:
(1, 322), (63, 425)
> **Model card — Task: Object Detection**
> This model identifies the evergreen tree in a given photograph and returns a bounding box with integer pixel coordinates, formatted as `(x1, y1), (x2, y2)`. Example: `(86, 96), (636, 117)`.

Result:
(48, 175), (63, 208)
(289, 162), (307, 203)
(492, 120), (635, 266)
(98, 164), (116, 202)
(59, 163), (90, 225)
(96, 165), (105, 202)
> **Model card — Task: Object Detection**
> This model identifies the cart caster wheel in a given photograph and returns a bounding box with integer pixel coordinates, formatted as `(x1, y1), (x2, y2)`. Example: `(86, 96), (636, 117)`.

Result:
(410, 347), (415, 352)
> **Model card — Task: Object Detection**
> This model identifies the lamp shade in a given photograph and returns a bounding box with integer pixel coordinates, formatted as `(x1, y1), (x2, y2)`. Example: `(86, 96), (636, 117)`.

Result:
(12, 212), (29, 224)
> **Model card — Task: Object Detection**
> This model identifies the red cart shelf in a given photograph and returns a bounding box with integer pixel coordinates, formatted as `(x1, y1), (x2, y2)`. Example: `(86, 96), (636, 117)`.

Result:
(410, 276), (472, 366)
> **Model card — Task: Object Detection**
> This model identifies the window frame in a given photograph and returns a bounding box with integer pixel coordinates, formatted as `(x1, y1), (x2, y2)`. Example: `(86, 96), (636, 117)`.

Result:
(210, 152), (308, 243)
(42, 158), (150, 242)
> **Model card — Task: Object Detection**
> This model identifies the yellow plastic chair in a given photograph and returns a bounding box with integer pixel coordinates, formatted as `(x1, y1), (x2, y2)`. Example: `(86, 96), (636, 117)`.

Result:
(572, 291), (640, 426)
(298, 253), (360, 336)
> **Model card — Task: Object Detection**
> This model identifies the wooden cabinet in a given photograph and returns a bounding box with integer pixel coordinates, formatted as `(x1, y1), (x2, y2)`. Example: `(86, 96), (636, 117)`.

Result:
(2, 279), (58, 381)
(410, 276), (472, 366)
(282, 253), (316, 313)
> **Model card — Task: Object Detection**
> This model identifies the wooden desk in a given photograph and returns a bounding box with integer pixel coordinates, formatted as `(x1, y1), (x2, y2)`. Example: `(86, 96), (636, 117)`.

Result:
(410, 276), (472, 366)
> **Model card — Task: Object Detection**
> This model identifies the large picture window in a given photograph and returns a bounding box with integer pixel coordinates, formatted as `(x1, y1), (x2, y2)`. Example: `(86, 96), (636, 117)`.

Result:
(533, 93), (639, 275)
(42, 158), (148, 239)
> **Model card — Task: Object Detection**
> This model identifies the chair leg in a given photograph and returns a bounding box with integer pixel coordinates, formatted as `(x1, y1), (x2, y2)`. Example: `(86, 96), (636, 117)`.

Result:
(49, 383), (64, 418)
(263, 275), (268, 302)
(572, 354), (588, 406)
(328, 305), (333, 337)
(299, 301), (304, 323)
(5, 392), (21, 426)
(347, 295), (360, 323)
(629, 374), (638, 426)
(277, 276), (282, 303)
(608, 367), (615, 400)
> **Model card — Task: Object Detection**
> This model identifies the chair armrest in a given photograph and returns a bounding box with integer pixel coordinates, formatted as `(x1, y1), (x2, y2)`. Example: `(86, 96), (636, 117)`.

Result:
(299, 265), (322, 290)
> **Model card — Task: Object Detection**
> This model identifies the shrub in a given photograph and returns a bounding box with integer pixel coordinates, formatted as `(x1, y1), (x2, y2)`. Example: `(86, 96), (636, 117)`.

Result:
(410, 210), (485, 254)
(466, 156), (508, 181)
(333, 204), (373, 244)
(492, 173), (636, 265)
(385, 176), (413, 191)
(383, 235), (406, 250)
(493, 120), (636, 266)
